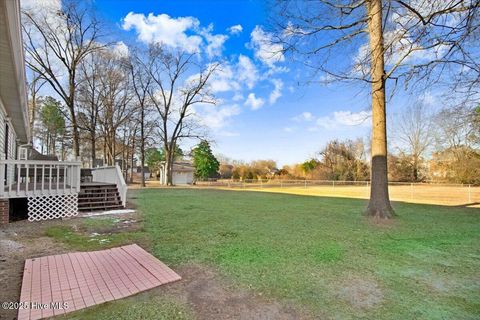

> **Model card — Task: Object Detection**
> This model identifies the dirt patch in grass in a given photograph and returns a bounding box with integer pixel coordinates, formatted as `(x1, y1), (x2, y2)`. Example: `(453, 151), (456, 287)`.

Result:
(337, 276), (384, 310)
(0, 210), (143, 320)
(153, 264), (313, 320)
(0, 220), (70, 319)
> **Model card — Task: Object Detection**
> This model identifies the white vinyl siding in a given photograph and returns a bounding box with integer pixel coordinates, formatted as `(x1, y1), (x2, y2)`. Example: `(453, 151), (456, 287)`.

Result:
(0, 99), (18, 184)
(0, 110), (4, 160)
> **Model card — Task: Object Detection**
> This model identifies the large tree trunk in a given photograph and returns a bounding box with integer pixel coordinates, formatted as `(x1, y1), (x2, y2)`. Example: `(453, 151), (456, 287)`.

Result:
(164, 147), (174, 186)
(365, 0), (395, 219)
(412, 155), (418, 181)
(167, 159), (174, 186)
(91, 132), (96, 168)
(130, 132), (136, 184)
(68, 74), (80, 159)
(140, 107), (146, 187)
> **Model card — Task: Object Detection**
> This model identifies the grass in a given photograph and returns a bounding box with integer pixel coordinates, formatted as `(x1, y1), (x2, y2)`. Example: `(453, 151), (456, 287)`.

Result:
(45, 217), (147, 251)
(221, 183), (480, 207)
(131, 188), (480, 319)
(67, 295), (192, 320)
(44, 188), (480, 319)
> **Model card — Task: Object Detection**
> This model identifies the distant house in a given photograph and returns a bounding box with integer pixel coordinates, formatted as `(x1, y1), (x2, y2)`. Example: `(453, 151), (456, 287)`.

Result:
(159, 162), (195, 185)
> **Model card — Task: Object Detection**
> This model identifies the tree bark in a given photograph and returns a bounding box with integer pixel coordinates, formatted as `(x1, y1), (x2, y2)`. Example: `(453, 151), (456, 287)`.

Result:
(140, 106), (146, 187)
(164, 145), (173, 186)
(68, 74), (81, 159)
(365, 0), (395, 218)
(91, 131), (96, 167)
(129, 128), (136, 184)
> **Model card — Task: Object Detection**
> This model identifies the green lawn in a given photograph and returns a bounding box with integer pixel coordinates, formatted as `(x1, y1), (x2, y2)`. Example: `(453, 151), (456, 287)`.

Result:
(46, 188), (480, 319)
(133, 188), (480, 319)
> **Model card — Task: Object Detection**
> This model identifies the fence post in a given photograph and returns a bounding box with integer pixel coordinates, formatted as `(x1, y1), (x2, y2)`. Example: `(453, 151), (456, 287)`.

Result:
(333, 180), (335, 189)
(304, 179), (307, 189)
(280, 180), (283, 188)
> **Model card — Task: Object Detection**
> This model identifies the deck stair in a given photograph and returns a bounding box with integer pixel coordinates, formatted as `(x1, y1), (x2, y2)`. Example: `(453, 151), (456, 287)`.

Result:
(78, 182), (123, 212)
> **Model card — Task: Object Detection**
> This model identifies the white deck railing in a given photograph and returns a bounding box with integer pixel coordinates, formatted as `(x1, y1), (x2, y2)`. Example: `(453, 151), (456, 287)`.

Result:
(0, 160), (81, 198)
(91, 165), (127, 206)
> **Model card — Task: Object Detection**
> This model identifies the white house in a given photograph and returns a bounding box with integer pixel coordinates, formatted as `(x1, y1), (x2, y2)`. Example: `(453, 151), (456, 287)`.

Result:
(159, 162), (195, 185)
(0, 0), (127, 224)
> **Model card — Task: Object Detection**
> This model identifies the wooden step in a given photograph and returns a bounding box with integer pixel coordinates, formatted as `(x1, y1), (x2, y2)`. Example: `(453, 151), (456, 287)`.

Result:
(79, 191), (120, 195)
(78, 182), (123, 212)
(79, 198), (120, 202)
(78, 205), (124, 212)
(78, 200), (122, 206)
(80, 183), (117, 188)
(80, 188), (119, 193)
(79, 192), (120, 198)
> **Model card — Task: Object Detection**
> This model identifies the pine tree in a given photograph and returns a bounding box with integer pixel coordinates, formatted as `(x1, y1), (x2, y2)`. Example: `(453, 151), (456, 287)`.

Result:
(192, 141), (220, 180)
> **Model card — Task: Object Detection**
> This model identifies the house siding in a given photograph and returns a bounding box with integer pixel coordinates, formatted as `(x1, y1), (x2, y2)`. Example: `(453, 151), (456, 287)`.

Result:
(0, 98), (18, 184)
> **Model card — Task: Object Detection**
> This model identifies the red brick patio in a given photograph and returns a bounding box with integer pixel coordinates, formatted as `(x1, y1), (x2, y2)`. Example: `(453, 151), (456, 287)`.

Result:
(17, 244), (181, 320)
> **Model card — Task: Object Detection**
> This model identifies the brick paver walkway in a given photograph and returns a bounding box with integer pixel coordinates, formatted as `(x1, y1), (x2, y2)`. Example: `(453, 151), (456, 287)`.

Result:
(17, 244), (181, 320)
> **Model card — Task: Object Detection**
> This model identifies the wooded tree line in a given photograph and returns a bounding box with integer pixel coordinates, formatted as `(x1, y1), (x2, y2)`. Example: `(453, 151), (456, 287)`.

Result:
(22, 1), (217, 186)
(217, 103), (480, 184)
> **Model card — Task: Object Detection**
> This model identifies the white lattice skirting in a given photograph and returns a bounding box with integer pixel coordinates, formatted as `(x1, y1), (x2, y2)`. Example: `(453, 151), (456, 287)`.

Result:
(27, 194), (78, 221)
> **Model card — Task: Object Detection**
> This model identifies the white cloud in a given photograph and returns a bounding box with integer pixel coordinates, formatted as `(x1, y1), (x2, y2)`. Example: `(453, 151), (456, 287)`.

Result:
(197, 104), (241, 129)
(199, 24), (229, 58)
(122, 12), (203, 53)
(112, 41), (129, 58)
(232, 92), (244, 101)
(249, 26), (285, 68)
(269, 79), (283, 104)
(293, 110), (371, 129)
(208, 63), (240, 93)
(237, 55), (258, 89)
(122, 12), (231, 58)
(21, 0), (61, 16)
(316, 110), (371, 129)
(244, 93), (265, 110)
(293, 112), (314, 122)
(228, 24), (243, 35)
(284, 127), (294, 132)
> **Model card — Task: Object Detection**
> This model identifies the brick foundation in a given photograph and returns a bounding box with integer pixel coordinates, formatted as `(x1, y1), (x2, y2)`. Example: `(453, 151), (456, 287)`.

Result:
(0, 199), (9, 225)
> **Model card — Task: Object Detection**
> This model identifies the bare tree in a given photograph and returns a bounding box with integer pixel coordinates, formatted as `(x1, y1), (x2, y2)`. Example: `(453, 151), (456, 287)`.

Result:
(77, 53), (104, 167)
(128, 49), (154, 187)
(22, 1), (105, 158)
(392, 102), (434, 181)
(96, 52), (134, 166)
(435, 105), (479, 153)
(145, 46), (218, 185)
(27, 71), (46, 137)
(273, 0), (479, 218)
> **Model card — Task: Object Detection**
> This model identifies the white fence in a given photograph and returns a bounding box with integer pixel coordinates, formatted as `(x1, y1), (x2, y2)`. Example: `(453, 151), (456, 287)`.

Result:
(91, 165), (127, 206)
(0, 160), (81, 198)
(196, 179), (480, 206)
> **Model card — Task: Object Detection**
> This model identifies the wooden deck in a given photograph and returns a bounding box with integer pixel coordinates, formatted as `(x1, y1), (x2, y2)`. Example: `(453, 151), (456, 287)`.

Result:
(17, 244), (181, 320)
(1, 182), (116, 198)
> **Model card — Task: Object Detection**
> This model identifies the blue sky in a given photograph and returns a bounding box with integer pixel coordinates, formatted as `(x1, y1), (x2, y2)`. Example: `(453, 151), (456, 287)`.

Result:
(26, 0), (441, 166)
(88, 0), (385, 166)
